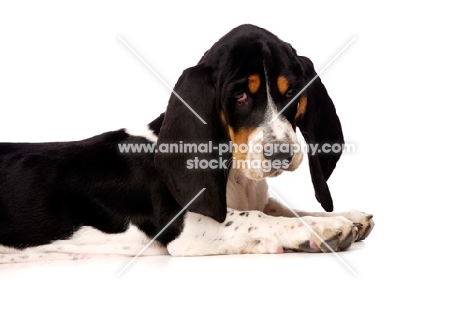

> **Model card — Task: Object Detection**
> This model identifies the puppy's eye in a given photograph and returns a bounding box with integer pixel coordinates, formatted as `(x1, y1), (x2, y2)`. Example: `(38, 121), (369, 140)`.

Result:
(235, 92), (248, 105)
(285, 89), (294, 98)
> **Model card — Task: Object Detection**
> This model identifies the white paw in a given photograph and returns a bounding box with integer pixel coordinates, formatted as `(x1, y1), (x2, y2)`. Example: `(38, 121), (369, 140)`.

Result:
(284, 216), (359, 252)
(337, 210), (374, 241)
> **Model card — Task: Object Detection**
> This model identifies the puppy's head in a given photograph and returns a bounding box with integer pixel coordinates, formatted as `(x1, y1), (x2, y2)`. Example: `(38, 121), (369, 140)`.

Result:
(155, 25), (344, 222)
(204, 27), (308, 180)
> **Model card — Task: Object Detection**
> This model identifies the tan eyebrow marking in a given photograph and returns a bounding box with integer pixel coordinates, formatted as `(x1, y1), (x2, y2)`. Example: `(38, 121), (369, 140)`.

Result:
(248, 74), (260, 94)
(277, 75), (289, 95)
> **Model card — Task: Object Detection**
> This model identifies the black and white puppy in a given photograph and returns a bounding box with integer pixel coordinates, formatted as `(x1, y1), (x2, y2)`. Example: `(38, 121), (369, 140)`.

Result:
(0, 24), (373, 263)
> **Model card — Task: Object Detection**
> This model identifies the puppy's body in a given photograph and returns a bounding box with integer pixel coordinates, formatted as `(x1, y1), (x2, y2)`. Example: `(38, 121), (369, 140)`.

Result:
(0, 25), (374, 263)
(0, 120), (180, 248)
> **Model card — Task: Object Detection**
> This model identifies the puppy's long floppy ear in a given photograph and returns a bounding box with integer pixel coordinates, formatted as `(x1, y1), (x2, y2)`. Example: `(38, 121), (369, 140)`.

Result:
(296, 56), (344, 212)
(154, 64), (229, 223)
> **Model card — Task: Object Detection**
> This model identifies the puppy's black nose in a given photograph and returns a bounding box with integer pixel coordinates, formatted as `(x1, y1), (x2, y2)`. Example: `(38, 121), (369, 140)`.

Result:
(263, 143), (294, 163)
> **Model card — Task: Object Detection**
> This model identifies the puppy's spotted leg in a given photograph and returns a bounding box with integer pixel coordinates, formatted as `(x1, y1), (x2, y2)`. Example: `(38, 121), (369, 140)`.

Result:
(167, 208), (358, 256)
(167, 209), (282, 256)
(263, 197), (374, 241)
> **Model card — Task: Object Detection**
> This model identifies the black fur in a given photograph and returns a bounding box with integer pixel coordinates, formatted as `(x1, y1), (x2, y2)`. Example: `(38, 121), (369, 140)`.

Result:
(0, 24), (343, 249)
(297, 56), (344, 212)
(154, 64), (230, 223)
(0, 129), (182, 248)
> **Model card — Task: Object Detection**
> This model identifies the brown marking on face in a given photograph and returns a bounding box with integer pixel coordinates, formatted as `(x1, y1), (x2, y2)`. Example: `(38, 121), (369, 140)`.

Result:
(228, 126), (256, 160)
(295, 95), (307, 121)
(248, 74), (260, 94)
(220, 111), (228, 127)
(277, 75), (290, 95)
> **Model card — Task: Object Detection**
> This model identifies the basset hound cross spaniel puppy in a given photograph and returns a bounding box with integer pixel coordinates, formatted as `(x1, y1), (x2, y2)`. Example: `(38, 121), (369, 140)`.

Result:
(0, 24), (373, 263)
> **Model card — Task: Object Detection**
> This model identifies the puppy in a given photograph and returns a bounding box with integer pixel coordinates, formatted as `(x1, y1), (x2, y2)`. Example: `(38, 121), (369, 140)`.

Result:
(0, 24), (373, 263)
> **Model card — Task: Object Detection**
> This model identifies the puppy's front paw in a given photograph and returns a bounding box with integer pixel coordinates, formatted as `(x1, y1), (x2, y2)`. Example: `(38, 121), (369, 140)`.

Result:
(338, 210), (374, 241)
(288, 216), (359, 252)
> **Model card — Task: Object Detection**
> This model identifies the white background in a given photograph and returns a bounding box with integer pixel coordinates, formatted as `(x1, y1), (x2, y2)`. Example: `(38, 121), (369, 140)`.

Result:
(1, 1), (467, 310)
